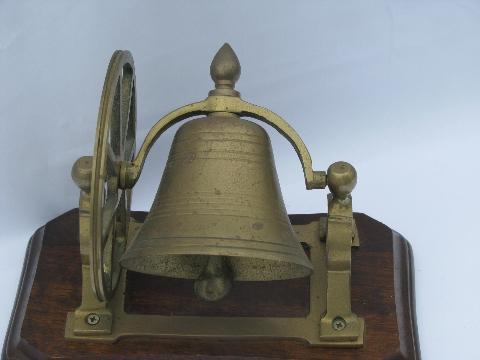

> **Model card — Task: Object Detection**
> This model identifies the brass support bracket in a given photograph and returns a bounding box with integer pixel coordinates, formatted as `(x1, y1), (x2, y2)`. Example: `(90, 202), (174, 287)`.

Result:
(119, 95), (326, 190)
(319, 194), (363, 340)
(319, 161), (364, 341)
(67, 190), (113, 336)
(65, 215), (363, 347)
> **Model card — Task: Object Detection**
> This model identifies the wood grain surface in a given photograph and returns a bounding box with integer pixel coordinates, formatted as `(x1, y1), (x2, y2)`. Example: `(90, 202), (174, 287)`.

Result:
(2, 209), (420, 359)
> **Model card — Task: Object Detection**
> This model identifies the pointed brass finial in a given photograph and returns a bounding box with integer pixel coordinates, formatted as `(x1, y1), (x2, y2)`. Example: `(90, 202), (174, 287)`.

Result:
(209, 43), (241, 97)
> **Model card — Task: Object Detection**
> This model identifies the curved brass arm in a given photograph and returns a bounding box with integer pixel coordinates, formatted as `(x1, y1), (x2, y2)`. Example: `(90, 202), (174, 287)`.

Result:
(120, 96), (326, 190)
(119, 100), (209, 189)
(236, 100), (326, 190)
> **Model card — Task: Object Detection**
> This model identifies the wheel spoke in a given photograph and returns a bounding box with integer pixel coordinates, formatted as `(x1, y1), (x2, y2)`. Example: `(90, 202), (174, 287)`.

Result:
(102, 192), (118, 242)
(110, 80), (122, 156)
(105, 144), (118, 175)
(124, 88), (136, 161)
(121, 68), (134, 136)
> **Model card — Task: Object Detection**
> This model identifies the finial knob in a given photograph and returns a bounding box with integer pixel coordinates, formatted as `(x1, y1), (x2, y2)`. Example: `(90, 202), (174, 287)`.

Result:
(327, 161), (357, 200)
(209, 43), (241, 96)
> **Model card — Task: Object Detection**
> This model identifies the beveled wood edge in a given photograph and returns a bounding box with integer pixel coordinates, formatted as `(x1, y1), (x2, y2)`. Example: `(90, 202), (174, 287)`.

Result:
(391, 231), (421, 360)
(2, 227), (47, 360)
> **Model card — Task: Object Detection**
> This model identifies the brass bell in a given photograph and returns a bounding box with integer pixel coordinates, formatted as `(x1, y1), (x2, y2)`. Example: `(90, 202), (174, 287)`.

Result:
(120, 112), (313, 300)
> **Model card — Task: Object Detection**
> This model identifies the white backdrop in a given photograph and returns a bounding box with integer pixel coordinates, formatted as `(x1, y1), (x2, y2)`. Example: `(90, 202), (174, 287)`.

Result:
(1, 1), (479, 359)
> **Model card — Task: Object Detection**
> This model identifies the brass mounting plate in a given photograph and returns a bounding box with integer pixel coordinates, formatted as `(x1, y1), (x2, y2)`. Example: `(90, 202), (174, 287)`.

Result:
(65, 217), (364, 347)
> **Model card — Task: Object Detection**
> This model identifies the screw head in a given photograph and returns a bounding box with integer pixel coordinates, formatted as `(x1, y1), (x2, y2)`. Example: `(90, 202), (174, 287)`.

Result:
(86, 313), (100, 326)
(332, 316), (347, 331)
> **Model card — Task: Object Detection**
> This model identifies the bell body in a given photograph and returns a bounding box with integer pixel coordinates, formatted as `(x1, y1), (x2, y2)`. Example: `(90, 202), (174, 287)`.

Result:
(120, 113), (313, 281)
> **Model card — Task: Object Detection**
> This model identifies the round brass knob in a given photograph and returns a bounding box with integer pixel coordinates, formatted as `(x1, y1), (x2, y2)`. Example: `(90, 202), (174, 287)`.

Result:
(327, 161), (357, 199)
(72, 156), (93, 192)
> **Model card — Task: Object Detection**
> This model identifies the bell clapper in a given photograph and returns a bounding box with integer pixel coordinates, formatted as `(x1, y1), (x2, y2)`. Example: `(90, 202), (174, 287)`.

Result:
(194, 256), (233, 301)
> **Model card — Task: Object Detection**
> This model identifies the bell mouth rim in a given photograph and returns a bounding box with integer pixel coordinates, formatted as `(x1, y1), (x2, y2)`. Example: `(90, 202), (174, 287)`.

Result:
(120, 252), (313, 282)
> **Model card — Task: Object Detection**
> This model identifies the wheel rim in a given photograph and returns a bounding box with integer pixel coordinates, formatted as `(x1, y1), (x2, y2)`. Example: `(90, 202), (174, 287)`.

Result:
(90, 50), (136, 301)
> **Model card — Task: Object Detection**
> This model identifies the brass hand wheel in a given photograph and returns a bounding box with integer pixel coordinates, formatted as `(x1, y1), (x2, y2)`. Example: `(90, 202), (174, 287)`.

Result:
(90, 50), (136, 301)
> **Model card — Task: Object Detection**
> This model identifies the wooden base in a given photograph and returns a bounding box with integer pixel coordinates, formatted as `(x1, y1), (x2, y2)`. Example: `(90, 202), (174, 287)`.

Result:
(2, 209), (420, 359)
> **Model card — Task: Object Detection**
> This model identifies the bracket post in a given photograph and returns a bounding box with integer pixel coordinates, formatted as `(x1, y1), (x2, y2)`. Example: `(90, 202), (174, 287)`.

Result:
(65, 189), (113, 337)
(319, 162), (364, 341)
